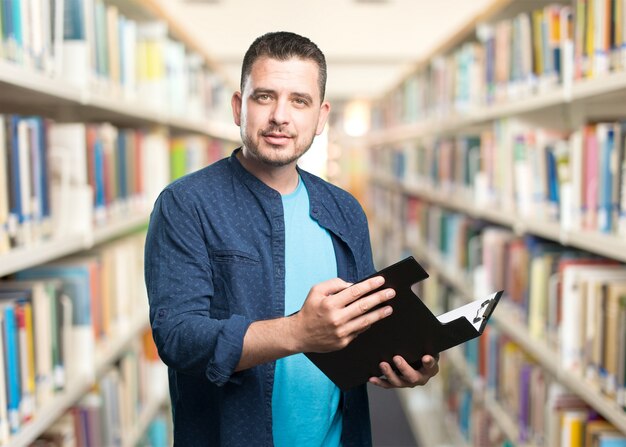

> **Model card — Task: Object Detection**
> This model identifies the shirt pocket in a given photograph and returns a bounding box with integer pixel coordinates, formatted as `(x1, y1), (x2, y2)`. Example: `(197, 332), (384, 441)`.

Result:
(210, 249), (263, 318)
(213, 249), (260, 265)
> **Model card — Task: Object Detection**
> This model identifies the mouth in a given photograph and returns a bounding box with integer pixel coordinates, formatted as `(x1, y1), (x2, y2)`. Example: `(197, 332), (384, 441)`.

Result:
(262, 132), (293, 145)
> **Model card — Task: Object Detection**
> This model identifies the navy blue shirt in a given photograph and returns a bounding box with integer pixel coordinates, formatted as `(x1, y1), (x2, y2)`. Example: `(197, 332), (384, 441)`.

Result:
(144, 149), (376, 446)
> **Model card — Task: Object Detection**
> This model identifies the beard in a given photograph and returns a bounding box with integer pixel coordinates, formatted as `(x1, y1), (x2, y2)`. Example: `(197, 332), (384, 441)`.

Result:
(241, 124), (316, 167)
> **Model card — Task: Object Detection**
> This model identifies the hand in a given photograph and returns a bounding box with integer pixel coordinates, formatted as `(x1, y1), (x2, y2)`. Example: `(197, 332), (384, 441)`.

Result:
(290, 276), (395, 353)
(368, 354), (440, 389)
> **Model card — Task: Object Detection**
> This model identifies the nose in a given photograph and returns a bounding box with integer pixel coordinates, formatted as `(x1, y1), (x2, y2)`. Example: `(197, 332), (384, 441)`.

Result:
(270, 98), (290, 126)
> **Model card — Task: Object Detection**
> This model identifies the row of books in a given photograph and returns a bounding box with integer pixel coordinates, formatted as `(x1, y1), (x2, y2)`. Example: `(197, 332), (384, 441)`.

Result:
(0, 114), (235, 254)
(373, 1), (626, 127)
(0, 0), (230, 121)
(439, 364), (512, 446)
(0, 232), (148, 439)
(30, 330), (169, 447)
(370, 118), (626, 237)
(0, 0), (58, 72)
(368, 189), (626, 410)
(443, 280), (626, 447)
(479, 226), (626, 405)
(442, 343), (626, 447)
(422, 277), (626, 447)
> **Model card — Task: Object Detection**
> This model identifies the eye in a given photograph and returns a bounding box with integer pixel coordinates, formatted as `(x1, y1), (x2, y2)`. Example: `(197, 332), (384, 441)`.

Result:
(293, 97), (309, 107)
(254, 94), (272, 103)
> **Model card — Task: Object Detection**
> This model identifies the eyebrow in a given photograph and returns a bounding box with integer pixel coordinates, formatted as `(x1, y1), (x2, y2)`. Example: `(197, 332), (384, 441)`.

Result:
(251, 88), (275, 96)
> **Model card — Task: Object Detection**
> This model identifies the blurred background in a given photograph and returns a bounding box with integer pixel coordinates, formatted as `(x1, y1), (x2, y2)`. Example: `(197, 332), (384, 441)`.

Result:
(2, 0), (626, 446)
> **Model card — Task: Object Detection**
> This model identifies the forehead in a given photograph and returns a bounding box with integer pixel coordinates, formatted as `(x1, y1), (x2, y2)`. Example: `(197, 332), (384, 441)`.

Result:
(245, 57), (320, 98)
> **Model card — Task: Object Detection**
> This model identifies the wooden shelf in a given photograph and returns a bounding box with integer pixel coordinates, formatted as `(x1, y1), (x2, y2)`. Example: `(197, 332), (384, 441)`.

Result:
(0, 60), (83, 105)
(0, 214), (151, 278)
(373, 175), (626, 263)
(0, 60), (240, 141)
(367, 72), (626, 145)
(0, 235), (88, 278)
(92, 213), (151, 246)
(8, 312), (149, 447)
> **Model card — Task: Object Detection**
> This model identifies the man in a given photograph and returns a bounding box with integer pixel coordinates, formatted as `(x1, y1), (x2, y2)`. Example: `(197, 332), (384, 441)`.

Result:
(144, 31), (439, 446)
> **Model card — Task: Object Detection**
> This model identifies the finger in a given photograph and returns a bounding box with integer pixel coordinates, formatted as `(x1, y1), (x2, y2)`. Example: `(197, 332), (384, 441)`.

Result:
(345, 287), (395, 320)
(419, 355), (440, 379)
(422, 354), (438, 368)
(378, 361), (406, 388)
(368, 376), (393, 389)
(341, 304), (393, 337)
(336, 276), (385, 306)
(392, 356), (424, 385)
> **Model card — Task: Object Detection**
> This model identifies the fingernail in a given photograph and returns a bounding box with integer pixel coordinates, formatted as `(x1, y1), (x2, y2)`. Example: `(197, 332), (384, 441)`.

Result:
(376, 276), (385, 286)
(385, 289), (395, 298)
(384, 306), (393, 316)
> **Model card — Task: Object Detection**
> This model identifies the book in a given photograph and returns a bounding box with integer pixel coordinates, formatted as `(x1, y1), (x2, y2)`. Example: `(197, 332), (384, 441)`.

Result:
(47, 122), (93, 236)
(0, 280), (57, 407)
(1, 300), (21, 433)
(0, 115), (9, 253)
(61, 0), (89, 87)
(17, 260), (96, 382)
(0, 309), (9, 444)
(305, 256), (502, 390)
(15, 299), (35, 422)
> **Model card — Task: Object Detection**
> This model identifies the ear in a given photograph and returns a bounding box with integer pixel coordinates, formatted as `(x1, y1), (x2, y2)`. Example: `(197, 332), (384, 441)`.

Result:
(315, 101), (331, 135)
(231, 91), (243, 126)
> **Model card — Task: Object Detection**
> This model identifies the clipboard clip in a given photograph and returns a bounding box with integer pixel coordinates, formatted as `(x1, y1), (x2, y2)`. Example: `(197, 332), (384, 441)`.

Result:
(472, 298), (495, 324)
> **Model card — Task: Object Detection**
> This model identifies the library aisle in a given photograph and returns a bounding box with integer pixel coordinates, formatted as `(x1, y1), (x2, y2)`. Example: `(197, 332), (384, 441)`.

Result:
(369, 385), (419, 447)
(2, 0), (626, 446)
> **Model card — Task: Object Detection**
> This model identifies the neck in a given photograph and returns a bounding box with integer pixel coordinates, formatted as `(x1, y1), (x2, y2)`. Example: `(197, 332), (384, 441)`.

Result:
(236, 149), (300, 195)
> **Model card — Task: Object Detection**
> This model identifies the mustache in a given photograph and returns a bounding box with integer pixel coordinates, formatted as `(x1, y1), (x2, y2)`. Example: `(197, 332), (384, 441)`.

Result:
(260, 126), (295, 138)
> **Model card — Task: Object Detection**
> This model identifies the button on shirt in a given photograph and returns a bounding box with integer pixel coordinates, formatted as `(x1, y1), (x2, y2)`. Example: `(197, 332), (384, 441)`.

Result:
(144, 149), (376, 447)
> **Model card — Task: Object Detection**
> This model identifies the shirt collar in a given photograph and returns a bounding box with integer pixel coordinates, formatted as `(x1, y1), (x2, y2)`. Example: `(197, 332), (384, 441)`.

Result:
(228, 148), (282, 199)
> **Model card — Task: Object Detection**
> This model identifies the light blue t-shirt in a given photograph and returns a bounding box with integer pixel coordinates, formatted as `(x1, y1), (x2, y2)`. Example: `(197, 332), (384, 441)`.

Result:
(272, 178), (342, 447)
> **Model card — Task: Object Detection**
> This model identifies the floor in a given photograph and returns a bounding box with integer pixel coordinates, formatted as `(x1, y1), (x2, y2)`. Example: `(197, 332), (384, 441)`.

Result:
(368, 384), (418, 447)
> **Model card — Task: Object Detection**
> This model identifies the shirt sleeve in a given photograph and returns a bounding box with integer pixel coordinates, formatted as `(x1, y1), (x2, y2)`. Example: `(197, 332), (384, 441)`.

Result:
(144, 188), (252, 386)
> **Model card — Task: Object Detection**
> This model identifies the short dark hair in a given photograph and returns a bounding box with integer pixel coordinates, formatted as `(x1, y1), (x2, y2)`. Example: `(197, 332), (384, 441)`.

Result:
(240, 31), (327, 101)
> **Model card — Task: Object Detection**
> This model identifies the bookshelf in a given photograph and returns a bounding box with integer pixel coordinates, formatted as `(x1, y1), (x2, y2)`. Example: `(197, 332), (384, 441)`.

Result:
(361, 0), (626, 445)
(8, 311), (147, 447)
(123, 392), (169, 447)
(0, 0), (239, 444)
(446, 348), (527, 446)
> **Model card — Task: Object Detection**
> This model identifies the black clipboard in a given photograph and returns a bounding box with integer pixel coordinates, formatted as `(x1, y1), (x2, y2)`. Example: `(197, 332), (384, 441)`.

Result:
(305, 256), (502, 391)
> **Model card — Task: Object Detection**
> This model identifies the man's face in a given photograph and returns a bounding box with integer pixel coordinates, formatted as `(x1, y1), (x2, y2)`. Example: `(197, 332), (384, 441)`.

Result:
(232, 57), (330, 167)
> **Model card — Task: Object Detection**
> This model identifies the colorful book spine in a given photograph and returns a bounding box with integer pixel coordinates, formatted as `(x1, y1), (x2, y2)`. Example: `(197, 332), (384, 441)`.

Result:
(3, 304), (20, 434)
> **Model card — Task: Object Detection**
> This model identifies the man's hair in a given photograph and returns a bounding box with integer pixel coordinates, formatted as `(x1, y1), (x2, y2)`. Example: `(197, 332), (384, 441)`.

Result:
(240, 31), (327, 101)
